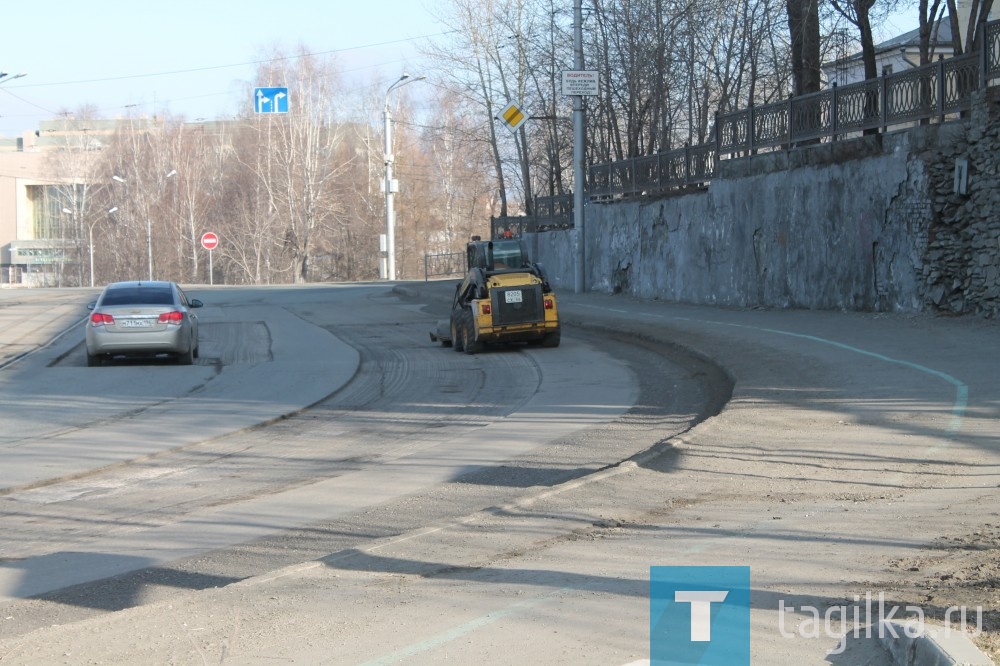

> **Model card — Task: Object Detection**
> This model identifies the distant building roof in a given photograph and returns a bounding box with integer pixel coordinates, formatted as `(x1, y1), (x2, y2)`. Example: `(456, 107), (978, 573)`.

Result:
(876, 18), (953, 53)
(824, 17), (954, 71)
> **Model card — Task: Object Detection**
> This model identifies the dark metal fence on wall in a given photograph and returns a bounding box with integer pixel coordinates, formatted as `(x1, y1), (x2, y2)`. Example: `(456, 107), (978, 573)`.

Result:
(490, 194), (573, 239)
(716, 53), (983, 155)
(588, 143), (717, 201)
(493, 18), (1000, 235)
(423, 251), (465, 281)
(593, 19), (999, 201)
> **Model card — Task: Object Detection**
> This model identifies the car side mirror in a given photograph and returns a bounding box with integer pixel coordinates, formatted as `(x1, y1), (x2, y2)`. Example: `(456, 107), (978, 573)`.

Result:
(189, 299), (204, 308)
(86, 302), (96, 310)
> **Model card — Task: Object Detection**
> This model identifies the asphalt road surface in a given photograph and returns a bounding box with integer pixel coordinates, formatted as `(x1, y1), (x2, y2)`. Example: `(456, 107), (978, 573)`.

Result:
(0, 282), (997, 665)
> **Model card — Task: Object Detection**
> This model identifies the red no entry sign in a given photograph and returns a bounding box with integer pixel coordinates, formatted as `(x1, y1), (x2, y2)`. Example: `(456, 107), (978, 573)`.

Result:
(201, 232), (219, 250)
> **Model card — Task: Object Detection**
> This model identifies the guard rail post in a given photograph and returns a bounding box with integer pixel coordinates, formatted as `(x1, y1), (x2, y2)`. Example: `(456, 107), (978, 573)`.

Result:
(980, 16), (988, 87)
(684, 143), (691, 185)
(937, 56), (946, 123)
(881, 70), (889, 133)
(714, 111), (721, 160)
(831, 82), (839, 142)
(787, 95), (794, 148)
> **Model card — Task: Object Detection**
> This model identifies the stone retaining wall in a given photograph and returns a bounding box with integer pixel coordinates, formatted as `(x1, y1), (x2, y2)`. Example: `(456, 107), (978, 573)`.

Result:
(531, 92), (1000, 317)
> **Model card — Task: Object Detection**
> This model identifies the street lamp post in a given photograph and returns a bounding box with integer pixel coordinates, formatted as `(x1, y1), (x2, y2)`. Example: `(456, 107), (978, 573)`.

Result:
(383, 73), (424, 281)
(67, 205), (117, 288)
(61, 207), (78, 287)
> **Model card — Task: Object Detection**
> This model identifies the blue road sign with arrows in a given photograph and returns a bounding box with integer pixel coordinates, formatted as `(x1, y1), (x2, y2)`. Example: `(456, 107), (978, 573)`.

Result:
(254, 87), (289, 113)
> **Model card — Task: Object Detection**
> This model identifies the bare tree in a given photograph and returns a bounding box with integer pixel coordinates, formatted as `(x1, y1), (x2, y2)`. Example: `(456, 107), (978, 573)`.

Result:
(787, 0), (822, 95)
(917, 0), (949, 64)
(159, 124), (226, 282)
(946, 0), (996, 54)
(586, 0), (787, 162)
(428, 0), (554, 217)
(237, 48), (350, 283)
(43, 113), (104, 286)
(399, 89), (496, 272)
(42, 0), (957, 287)
(99, 116), (175, 281)
(218, 135), (285, 285)
(829, 0), (905, 80)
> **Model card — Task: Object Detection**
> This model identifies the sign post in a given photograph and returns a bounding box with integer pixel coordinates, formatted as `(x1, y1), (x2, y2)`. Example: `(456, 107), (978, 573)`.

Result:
(201, 232), (219, 285)
(569, 2), (591, 294)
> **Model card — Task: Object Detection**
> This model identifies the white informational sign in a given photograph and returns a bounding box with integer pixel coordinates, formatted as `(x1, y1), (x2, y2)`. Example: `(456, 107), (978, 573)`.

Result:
(561, 70), (599, 96)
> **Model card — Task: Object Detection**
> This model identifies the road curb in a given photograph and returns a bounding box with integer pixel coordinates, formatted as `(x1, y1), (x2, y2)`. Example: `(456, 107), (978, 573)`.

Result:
(880, 620), (994, 666)
(391, 281), (997, 666)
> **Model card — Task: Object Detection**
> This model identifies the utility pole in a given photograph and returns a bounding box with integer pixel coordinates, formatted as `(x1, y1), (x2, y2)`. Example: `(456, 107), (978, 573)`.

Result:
(573, 0), (586, 293)
(383, 73), (425, 281)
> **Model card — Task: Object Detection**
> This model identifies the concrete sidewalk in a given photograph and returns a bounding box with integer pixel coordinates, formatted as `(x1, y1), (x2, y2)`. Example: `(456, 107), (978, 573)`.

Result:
(552, 290), (999, 666)
(0, 287), (96, 368)
(1, 284), (996, 665)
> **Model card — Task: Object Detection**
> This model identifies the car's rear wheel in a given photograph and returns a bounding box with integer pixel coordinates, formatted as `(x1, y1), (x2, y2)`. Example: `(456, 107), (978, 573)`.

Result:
(177, 345), (195, 365)
(86, 352), (103, 367)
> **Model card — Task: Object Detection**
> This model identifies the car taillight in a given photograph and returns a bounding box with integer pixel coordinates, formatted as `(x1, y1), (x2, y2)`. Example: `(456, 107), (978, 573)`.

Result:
(158, 311), (184, 324)
(544, 298), (554, 310)
(90, 312), (114, 326)
(482, 304), (491, 315)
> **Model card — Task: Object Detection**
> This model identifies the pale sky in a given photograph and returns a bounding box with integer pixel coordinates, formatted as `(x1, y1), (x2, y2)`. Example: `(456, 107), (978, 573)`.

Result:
(0, 0), (444, 138)
(0, 1), (922, 140)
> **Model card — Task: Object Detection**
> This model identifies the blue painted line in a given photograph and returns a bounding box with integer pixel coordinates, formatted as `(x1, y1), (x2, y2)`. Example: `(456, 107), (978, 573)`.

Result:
(366, 305), (970, 663)
(359, 595), (552, 666)
(577, 304), (968, 438)
(744, 324), (968, 437)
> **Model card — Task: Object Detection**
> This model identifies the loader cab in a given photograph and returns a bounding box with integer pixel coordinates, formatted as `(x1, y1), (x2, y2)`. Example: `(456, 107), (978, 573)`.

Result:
(467, 238), (530, 273)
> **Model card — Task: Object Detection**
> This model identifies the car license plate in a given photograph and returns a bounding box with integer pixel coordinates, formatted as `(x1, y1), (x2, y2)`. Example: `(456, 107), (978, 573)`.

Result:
(120, 319), (153, 328)
(504, 290), (523, 304)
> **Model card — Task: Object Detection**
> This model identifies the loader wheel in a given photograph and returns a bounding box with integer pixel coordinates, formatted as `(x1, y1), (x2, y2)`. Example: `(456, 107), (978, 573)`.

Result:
(451, 318), (464, 352)
(463, 320), (484, 355)
(541, 331), (561, 348)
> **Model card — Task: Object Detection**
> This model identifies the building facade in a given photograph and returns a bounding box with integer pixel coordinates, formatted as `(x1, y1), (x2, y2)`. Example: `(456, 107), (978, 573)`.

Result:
(1, 119), (116, 286)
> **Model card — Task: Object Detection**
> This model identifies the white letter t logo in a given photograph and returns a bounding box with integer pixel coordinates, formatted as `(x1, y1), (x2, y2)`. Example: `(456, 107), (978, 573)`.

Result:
(675, 591), (729, 641)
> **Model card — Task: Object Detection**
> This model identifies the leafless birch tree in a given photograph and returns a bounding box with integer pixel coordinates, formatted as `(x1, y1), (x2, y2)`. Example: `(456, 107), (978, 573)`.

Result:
(236, 48), (351, 283)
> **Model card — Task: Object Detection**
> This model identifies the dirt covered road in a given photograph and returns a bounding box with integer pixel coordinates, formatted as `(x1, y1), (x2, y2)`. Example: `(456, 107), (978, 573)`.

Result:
(0, 284), (997, 664)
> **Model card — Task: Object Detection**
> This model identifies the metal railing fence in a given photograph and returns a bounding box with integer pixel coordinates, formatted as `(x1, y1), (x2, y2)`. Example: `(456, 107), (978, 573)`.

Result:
(492, 18), (1000, 232)
(589, 17), (1000, 201)
(490, 194), (574, 238)
(423, 252), (465, 281)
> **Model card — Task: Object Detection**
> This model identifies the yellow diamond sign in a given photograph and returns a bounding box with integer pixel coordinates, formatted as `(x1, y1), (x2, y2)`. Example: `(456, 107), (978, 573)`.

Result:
(500, 101), (527, 132)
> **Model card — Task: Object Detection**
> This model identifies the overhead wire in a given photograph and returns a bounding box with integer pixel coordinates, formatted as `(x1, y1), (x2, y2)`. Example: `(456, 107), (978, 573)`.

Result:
(0, 29), (456, 126)
(9, 31), (456, 89)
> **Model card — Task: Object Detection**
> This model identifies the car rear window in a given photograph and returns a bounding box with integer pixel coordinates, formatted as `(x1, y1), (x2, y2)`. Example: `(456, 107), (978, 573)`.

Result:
(100, 287), (174, 306)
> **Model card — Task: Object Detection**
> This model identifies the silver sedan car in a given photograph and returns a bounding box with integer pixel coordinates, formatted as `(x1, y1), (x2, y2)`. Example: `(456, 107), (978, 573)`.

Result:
(85, 281), (203, 366)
